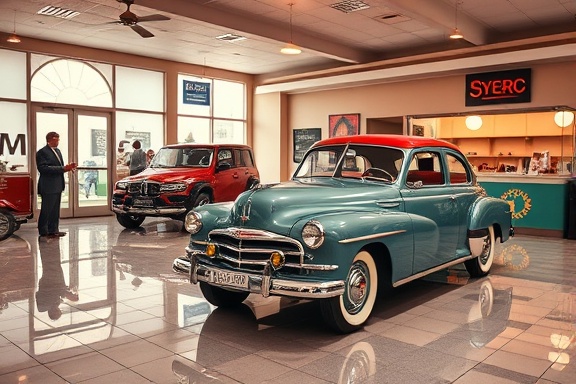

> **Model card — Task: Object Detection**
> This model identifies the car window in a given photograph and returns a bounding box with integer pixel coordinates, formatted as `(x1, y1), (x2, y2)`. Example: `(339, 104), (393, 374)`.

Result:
(294, 146), (343, 177)
(217, 148), (235, 168)
(294, 144), (403, 181)
(238, 149), (255, 167)
(406, 152), (444, 187)
(446, 153), (470, 184)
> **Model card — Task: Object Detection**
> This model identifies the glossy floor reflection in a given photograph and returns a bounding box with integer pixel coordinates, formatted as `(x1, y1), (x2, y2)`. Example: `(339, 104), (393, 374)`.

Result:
(0, 216), (574, 384)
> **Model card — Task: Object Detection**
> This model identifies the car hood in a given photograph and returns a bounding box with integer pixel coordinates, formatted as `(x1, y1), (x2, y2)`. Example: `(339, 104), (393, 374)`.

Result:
(120, 167), (212, 183)
(230, 178), (401, 235)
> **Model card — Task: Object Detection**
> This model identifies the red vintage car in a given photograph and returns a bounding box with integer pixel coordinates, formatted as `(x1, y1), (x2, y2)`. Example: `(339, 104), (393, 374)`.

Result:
(0, 164), (34, 240)
(111, 143), (260, 228)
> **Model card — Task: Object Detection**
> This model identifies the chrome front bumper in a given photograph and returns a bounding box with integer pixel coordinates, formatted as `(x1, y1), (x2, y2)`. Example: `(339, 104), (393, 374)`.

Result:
(112, 204), (186, 216)
(172, 255), (345, 299)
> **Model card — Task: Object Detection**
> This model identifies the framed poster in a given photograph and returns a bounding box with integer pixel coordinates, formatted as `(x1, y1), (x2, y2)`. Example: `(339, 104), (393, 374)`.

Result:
(91, 129), (106, 156)
(293, 128), (321, 163)
(125, 131), (151, 150)
(329, 114), (360, 137)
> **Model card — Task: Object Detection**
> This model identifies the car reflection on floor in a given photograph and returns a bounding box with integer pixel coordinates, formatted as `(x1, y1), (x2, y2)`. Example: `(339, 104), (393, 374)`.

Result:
(172, 278), (512, 383)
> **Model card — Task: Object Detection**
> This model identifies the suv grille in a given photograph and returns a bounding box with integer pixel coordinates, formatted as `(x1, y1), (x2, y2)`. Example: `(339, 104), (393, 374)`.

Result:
(127, 181), (161, 196)
(207, 228), (304, 272)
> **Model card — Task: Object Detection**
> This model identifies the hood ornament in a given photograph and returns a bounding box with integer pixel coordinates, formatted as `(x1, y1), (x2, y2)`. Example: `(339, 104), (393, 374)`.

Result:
(240, 199), (252, 223)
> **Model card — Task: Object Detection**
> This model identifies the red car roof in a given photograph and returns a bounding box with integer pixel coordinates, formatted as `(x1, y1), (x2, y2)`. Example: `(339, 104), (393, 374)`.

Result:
(314, 134), (461, 151)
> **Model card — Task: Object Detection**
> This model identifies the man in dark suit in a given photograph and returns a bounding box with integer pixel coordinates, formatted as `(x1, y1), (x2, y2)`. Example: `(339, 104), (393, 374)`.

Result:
(36, 131), (77, 238)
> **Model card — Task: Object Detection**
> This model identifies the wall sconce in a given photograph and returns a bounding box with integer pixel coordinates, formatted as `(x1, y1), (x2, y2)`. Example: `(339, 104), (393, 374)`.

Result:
(554, 111), (574, 128)
(465, 115), (482, 130)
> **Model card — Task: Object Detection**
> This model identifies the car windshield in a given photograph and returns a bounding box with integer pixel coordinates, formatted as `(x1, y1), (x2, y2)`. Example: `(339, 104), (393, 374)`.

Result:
(294, 144), (405, 182)
(149, 147), (214, 168)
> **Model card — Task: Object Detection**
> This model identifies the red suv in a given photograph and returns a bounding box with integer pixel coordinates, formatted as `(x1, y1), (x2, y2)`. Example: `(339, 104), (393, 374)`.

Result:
(111, 143), (260, 228)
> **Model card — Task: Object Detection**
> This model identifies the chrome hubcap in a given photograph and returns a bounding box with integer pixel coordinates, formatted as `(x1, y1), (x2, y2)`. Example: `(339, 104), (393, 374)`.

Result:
(345, 262), (368, 314)
(479, 235), (492, 265)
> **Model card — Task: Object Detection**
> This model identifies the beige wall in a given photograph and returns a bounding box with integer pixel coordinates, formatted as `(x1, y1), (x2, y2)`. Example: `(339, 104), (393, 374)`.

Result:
(259, 62), (576, 177)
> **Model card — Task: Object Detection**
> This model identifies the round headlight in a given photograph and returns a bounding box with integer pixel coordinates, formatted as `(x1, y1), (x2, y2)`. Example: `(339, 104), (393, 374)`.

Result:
(184, 211), (203, 234)
(302, 220), (324, 249)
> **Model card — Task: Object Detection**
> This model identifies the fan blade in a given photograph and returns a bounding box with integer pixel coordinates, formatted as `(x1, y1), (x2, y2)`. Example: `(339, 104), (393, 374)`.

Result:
(130, 24), (154, 38)
(138, 14), (170, 22)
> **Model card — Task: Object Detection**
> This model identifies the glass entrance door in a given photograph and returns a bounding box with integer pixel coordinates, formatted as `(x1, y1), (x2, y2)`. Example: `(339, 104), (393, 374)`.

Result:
(34, 107), (111, 218)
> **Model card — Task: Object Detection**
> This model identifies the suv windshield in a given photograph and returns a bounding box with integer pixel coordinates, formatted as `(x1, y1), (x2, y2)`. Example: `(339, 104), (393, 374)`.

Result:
(150, 148), (214, 168)
(294, 144), (405, 182)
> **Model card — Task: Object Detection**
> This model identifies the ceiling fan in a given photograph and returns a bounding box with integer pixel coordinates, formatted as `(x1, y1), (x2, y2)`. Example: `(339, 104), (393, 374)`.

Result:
(113, 0), (170, 38)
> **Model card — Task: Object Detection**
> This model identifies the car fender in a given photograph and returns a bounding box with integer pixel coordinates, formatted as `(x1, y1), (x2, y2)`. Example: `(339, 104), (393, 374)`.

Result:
(468, 197), (512, 242)
(289, 210), (414, 282)
(187, 201), (235, 241)
(188, 182), (213, 201)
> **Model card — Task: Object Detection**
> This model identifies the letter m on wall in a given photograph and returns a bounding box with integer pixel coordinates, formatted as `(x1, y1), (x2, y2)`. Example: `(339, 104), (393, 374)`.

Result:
(0, 133), (27, 156)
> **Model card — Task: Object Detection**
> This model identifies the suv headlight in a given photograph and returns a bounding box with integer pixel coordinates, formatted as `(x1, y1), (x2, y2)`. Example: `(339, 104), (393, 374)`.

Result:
(160, 183), (187, 192)
(115, 181), (128, 190)
(185, 211), (203, 234)
(302, 220), (324, 249)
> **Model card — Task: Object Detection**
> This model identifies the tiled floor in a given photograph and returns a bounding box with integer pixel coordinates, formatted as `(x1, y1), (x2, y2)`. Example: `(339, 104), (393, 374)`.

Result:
(0, 216), (574, 384)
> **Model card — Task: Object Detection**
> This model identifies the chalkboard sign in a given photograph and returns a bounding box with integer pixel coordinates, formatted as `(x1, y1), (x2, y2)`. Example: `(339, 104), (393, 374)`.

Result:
(293, 128), (321, 163)
(91, 129), (106, 156)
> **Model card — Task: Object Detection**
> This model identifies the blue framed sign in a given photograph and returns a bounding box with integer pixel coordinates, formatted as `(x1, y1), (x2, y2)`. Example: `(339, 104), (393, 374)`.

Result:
(183, 80), (211, 106)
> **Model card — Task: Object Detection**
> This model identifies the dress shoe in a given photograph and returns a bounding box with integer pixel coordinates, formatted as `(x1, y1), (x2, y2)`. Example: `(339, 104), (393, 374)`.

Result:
(49, 232), (67, 237)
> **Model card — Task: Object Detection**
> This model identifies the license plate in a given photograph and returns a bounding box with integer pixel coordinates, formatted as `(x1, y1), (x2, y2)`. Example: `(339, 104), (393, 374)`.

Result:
(133, 198), (153, 207)
(209, 270), (248, 288)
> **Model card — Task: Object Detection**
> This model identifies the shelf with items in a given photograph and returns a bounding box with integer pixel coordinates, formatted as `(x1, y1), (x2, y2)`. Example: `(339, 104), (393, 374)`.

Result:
(428, 111), (575, 175)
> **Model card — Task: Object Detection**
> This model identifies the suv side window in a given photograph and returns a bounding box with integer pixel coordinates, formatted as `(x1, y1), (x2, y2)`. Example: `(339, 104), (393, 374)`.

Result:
(238, 149), (255, 167)
(217, 148), (234, 168)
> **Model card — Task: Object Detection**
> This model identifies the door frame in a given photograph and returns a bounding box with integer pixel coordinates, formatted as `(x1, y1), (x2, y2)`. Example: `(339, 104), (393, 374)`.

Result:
(32, 105), (113, 219)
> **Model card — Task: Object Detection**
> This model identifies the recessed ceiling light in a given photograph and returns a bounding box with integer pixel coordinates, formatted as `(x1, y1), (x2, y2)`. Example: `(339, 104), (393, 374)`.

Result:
(216, 33), (246, 42)
(330, 0), (370, 14)
(37, 6), (80, 19)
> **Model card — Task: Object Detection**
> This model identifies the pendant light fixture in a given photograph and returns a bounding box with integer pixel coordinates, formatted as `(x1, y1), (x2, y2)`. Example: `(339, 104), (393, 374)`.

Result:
(7, 10), (21, 43)
(449, 0), (464, 39)
(281, 3), (302, 55)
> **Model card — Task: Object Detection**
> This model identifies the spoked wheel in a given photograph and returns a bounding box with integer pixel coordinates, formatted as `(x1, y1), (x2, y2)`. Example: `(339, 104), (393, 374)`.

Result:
(116, 213), (145, 229)
(0, 210), (16, 241)
(465, 225), (495, 277)
(320, 250), (378, 333)
(199, 282), (249, 307)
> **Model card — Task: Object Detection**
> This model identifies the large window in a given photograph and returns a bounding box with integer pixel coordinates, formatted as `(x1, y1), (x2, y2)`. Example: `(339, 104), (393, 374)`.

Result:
(177, 74), (246, 144)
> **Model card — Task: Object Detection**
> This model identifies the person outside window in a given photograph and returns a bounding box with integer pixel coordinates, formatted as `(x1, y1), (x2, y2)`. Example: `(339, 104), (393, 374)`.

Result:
(129, 140), (147, 175)
(82, 159), (98, 198)
(36, 131), (77, 238)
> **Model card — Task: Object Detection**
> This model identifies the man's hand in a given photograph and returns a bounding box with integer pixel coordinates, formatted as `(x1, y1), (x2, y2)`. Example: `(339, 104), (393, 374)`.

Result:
(64, 162), (77, 172)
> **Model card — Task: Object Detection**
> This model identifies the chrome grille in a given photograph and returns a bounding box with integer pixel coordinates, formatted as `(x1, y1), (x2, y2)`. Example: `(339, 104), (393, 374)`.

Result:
(207, 228), (304, 272)
(127, 181), (161, 196)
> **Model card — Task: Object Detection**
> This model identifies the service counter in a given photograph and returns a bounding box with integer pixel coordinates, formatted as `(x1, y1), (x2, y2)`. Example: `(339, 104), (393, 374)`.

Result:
(477, 173), (570, 238)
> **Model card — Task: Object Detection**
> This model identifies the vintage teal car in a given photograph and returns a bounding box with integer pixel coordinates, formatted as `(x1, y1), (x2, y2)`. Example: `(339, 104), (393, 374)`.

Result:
(173, 134), (513, 333)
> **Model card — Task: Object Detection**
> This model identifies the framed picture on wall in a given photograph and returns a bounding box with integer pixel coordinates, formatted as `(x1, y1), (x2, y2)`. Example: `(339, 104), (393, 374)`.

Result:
(293, 128), (322, 163)
(329, 114), (360, 137)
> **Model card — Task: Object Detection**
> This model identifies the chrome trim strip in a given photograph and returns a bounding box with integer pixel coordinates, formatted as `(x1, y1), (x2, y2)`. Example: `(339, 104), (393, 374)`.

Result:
(339, 229), (406, 244)
(392, 255), (473, 287)
(112, 205), (186, 215)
